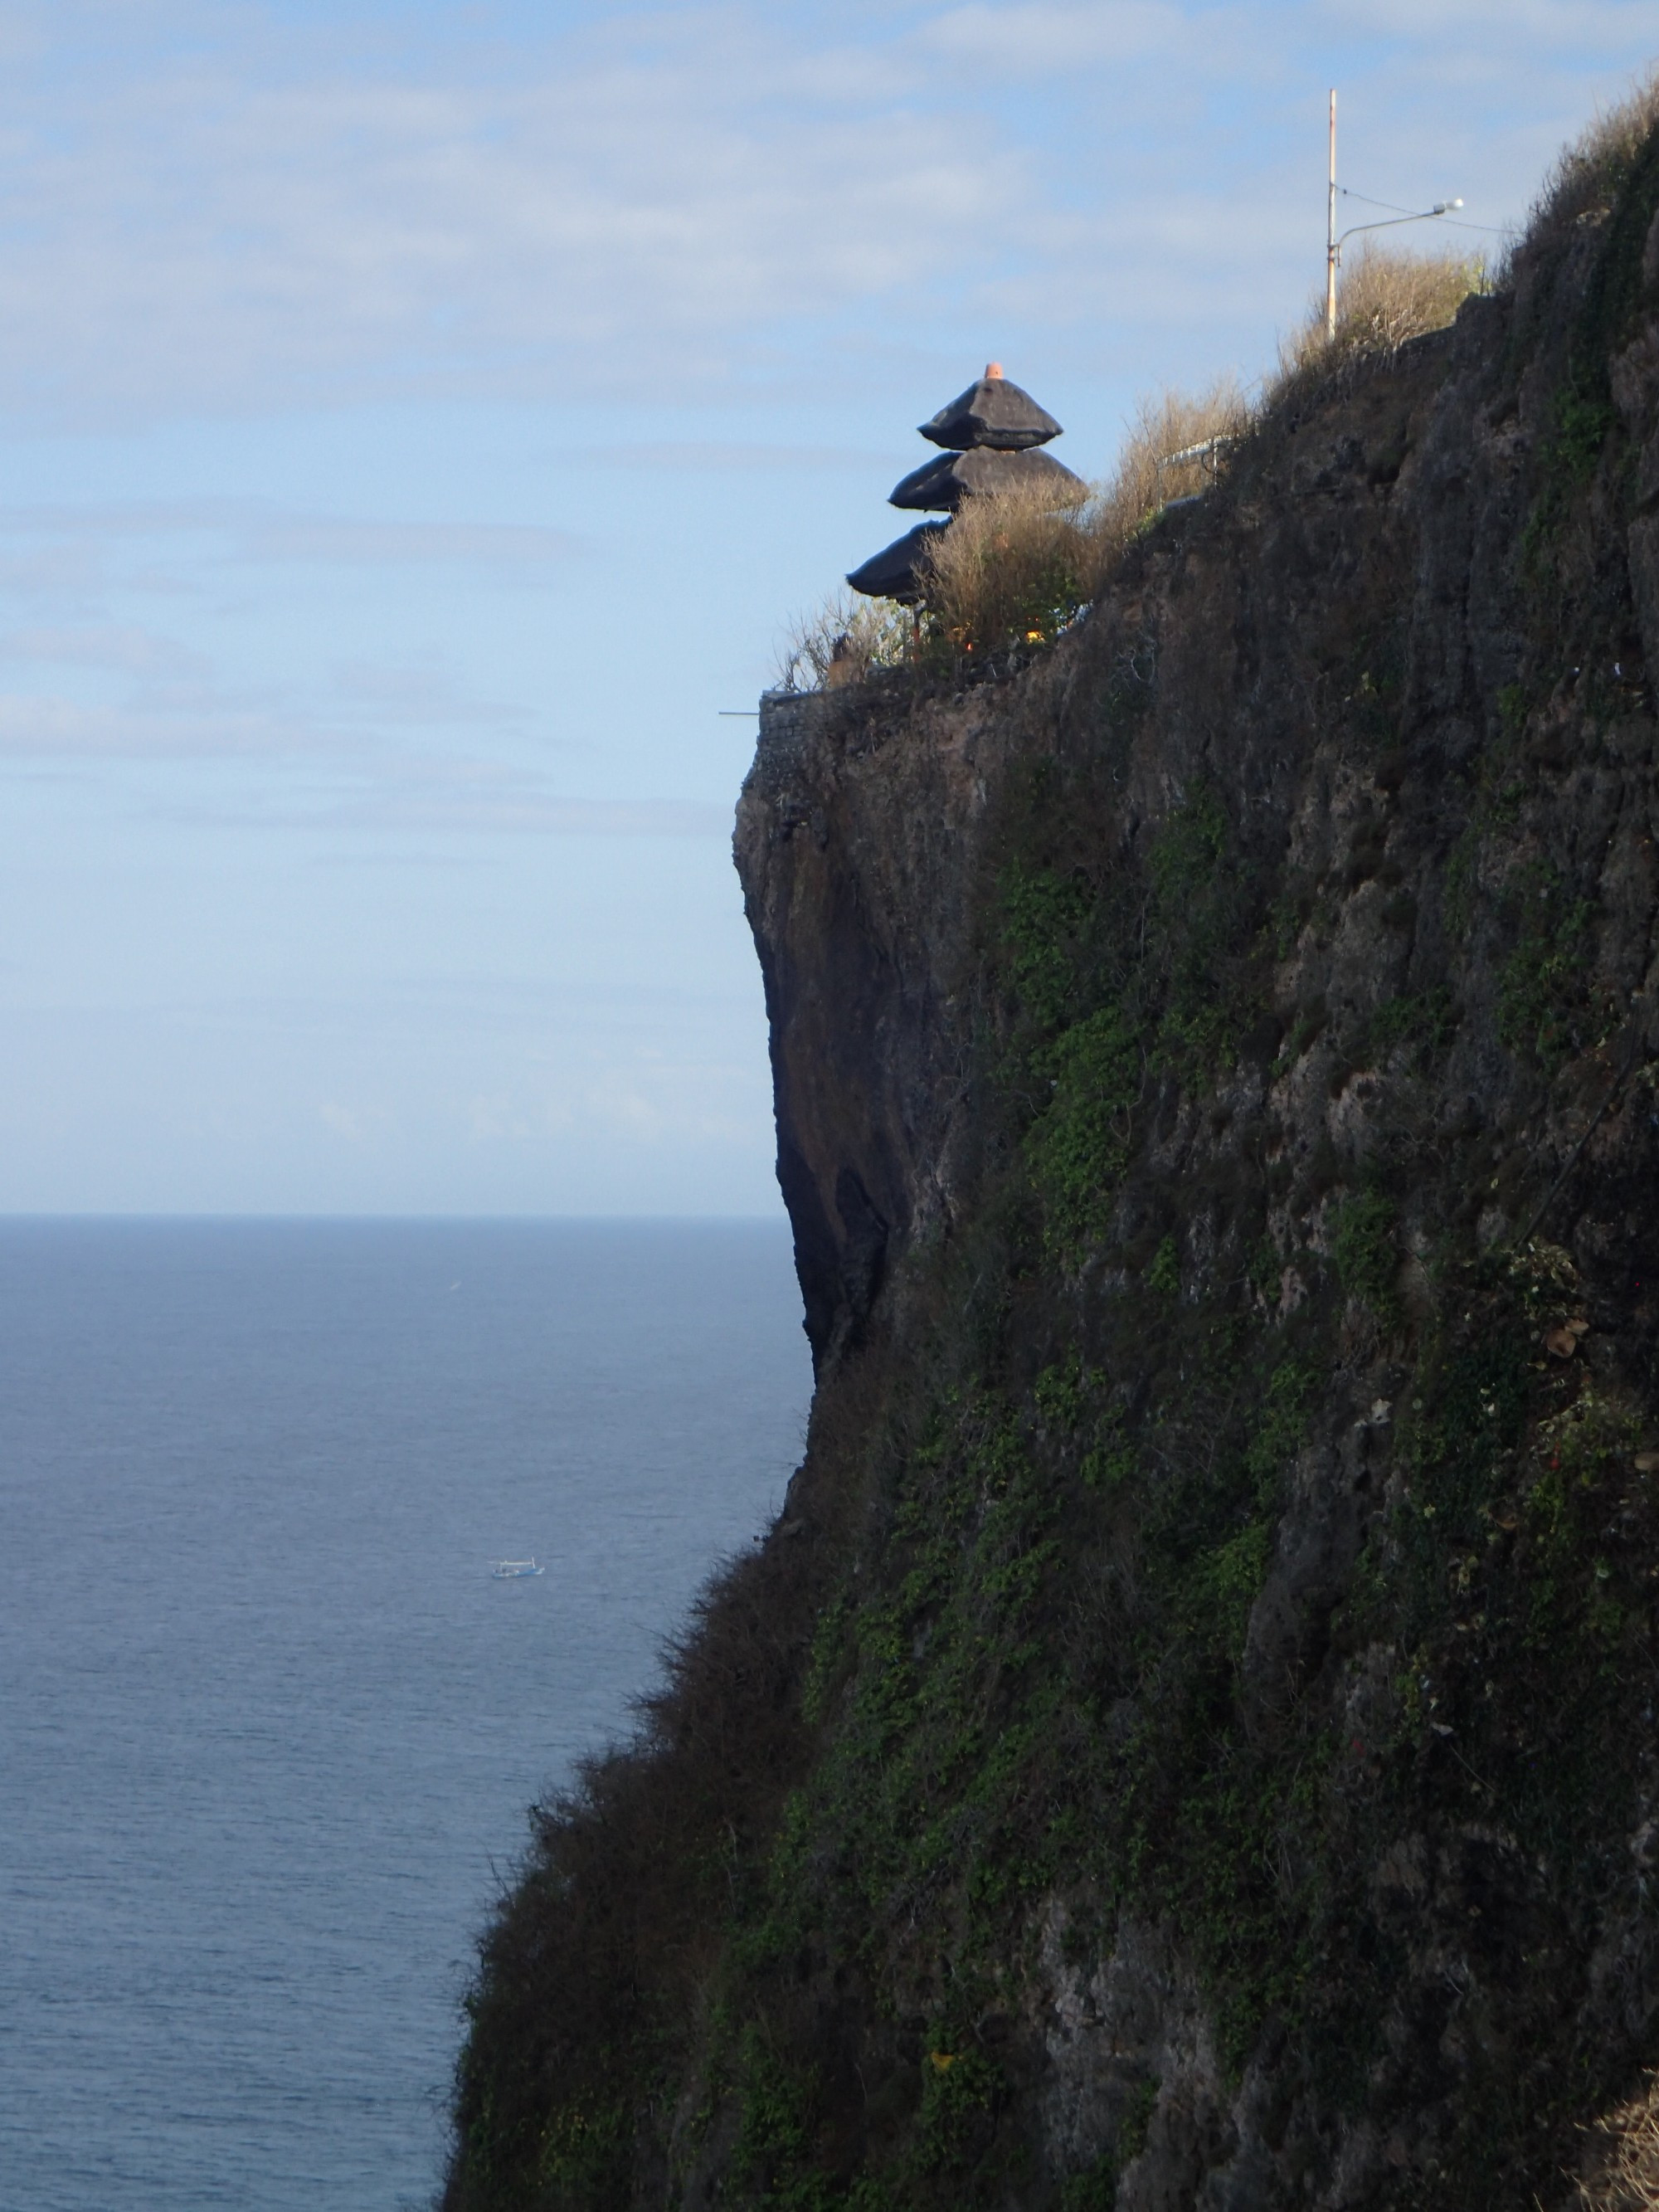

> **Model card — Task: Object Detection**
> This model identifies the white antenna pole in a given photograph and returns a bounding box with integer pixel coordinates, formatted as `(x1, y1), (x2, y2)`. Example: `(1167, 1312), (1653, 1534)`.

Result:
(1326, 89), (1338, 343)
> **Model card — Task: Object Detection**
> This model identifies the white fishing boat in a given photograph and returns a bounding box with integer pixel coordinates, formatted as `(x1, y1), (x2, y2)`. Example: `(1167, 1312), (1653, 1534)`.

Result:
(491, 1558), (545, 1579)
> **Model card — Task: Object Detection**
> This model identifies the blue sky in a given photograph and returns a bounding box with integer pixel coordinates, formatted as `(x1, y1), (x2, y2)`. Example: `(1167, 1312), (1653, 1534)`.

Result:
(0, 0), (1652, 1214)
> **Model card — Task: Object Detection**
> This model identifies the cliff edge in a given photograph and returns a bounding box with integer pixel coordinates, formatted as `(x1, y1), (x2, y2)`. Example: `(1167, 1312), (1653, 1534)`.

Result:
(447, 110), (1659, 2211)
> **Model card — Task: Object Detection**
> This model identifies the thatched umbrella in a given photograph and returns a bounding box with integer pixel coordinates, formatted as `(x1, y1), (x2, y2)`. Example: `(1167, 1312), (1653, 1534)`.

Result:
(917, 363), (1062, 451)
(888, 442), (1083, 513)
(847, 363), (1073, 602)
(844, 521), (949, 606)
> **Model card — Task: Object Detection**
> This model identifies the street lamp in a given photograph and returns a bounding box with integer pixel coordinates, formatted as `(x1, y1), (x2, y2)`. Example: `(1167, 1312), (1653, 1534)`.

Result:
(1326, 90), (1462, 341)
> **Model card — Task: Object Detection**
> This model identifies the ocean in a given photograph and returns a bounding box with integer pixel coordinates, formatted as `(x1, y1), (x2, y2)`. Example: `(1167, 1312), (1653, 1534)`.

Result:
(0, 1218), (812, 2212)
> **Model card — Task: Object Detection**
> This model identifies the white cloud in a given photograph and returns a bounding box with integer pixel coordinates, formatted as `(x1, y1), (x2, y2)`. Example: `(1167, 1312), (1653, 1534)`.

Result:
(1327, 0), (1655, 45)
(0, 543), (112, 604)
(467, 1089), (577, 1143)
(574, 440), (892, 474)
(238, 515), (579, 566)
(318, 1098), (390, 1142)
(29, 718), (740, 826)
(0, 624), (210, 675)
(0, 689), (331, 757)
(914, 2), (1199, 71)
(452, 1045), (769, 1152)
(264, 779), (734, 838)
(0, 0), (1648, 429)
(0, 500), (577, 569)
(0, 644), (515, 758)
(0, 4), (1028, 425)
(328, 658), (531, 728)
(0, 681), (728, 824)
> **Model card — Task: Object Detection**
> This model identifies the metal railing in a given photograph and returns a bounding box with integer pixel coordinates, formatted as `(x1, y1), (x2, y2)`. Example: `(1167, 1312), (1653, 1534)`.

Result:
(1153, 434), (1240, 485)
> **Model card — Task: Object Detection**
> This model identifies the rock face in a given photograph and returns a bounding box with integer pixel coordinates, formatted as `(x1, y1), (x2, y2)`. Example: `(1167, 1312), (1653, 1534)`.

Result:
(445, 128), (1659, 2212)
(738, 681), (994, 1370)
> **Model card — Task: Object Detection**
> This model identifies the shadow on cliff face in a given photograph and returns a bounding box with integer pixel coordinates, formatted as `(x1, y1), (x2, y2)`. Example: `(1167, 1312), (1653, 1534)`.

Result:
(446, 85), (1659, 2212)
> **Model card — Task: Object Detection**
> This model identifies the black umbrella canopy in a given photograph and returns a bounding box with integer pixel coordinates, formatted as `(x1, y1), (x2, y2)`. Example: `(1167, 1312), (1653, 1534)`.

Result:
(919, 362), (1062, 451)
(846, 520), (949, 604)
(888, 443), (1086, 514)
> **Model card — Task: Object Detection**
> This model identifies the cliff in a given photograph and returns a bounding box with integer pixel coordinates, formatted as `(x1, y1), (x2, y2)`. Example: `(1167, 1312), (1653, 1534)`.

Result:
(446, 111), (1659, 2211)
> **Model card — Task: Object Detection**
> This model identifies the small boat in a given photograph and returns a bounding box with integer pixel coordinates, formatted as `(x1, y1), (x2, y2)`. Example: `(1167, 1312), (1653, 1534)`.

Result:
(492, 1558), (545, 1579)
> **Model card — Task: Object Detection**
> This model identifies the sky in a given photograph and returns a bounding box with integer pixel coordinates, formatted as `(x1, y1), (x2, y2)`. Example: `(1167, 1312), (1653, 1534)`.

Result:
(0, 0), (1653, 1216)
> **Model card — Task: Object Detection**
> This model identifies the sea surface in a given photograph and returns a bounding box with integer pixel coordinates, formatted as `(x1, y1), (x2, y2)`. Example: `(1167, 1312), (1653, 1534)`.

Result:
(0, 1218), (812, 2212)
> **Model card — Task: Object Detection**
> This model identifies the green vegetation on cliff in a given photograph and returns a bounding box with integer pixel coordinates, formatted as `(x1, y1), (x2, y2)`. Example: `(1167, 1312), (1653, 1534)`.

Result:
(447, 83), (1659, 2212)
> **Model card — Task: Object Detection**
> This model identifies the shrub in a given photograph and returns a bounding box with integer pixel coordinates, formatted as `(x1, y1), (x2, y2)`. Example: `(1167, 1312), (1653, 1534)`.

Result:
(775, 589), (915, 692)
(1331, 1188), (1398, 1316)
(1082, 378), (1249, 580)
(1496, 860), (1595, 1069)
(920, 480), (1094, 660)
(1024, 1005), (1141, 1255)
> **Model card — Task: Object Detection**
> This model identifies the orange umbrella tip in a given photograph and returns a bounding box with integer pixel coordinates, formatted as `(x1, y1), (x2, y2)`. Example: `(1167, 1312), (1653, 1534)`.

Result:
(985, 361), (1004, 378)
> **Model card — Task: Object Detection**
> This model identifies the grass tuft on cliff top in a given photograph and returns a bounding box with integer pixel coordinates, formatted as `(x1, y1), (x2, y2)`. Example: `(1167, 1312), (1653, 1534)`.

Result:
(1524, 61), (1659, 248)
(1272, 241), (1486, 400)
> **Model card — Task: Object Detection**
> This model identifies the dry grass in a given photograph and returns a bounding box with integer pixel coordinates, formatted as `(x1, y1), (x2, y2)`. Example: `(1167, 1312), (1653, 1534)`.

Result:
(775, 589), (915, 692)
(1085, 378), (1251, 570)
(921, 379), (1248, 660)
(1577, 2073), (1659, 2209)
(1525, 64), (1659, 246)
(1274, 241), (1486, 397)
(777, 382), (1249, 682)
(920, 480), (1094, 658)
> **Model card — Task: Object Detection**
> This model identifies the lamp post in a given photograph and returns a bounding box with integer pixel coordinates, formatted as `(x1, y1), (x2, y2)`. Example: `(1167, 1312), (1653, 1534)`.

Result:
(1327, 90), (1338, 346)
(1325, 89), (1462, 343)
